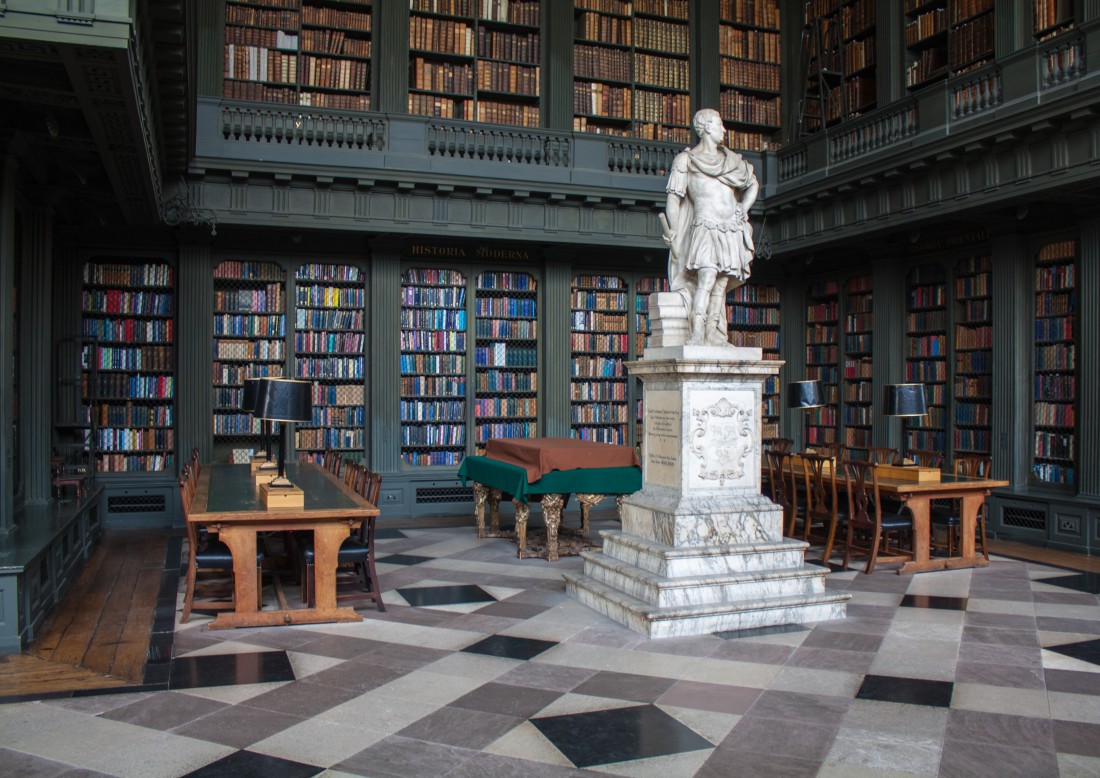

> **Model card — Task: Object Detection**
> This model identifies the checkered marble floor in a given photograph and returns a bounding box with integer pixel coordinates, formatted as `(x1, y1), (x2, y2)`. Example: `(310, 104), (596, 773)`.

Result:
(3, 518), (1100, 778)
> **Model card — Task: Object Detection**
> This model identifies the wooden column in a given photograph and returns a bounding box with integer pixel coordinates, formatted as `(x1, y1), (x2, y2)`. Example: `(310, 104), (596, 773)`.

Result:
(21, 207), (54, 504)
(1077, 217), (1100, 497)
(176, 234), (215, 467)
(368, 240), (401, 473)
(990, 232), (1030, 486)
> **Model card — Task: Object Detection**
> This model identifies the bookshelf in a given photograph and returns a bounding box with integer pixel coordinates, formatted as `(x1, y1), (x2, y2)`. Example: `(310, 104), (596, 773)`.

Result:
(573, 0), (691, 144)
(952, 254), (992, 459)
(400, 267), (468, 468)
(905, 264), (947, 453)
(842, 274), (873, 460)
(799, 0), (844, 135)
(726, 282), (781, 438)
(223, 0), (373, 110)
(409, 0), (541, 126)
(633, 275), (669, 443)
(804, 279), (839, 447)
(949, 0), (994, 75)
(1033, 0), (1074, 39)
(293, 263), (365, 463)
(474, 270), (538, 447)
(904, 0), (948, 89)
(212, 260), (287, 463)
(571, 274), (629, 444)
(1031, 239), (1076, 487)
(719, 0), (781, 152)
(81, 261), (175, 473)
(840, 0), (875, 113)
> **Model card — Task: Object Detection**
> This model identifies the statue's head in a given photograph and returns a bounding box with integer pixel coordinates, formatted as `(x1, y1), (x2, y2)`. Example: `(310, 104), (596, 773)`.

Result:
(692, 108), (723, 140)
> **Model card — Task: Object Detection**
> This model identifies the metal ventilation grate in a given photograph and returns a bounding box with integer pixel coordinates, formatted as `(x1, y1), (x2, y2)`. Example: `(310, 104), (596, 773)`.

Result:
(1002, 506), (1046, 532)
(108, 494), (167, 514)
(416, 486), (473, 504)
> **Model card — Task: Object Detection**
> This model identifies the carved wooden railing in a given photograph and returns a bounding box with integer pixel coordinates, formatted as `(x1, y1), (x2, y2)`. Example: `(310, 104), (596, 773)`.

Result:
(829, 100), (919, 164)
(951, 65), (1002, 120)
(220, 105), (385, 150)
(425, 122), (571, 166)
(1040, 31), (1086, 89)
(777, 145), (807, 181)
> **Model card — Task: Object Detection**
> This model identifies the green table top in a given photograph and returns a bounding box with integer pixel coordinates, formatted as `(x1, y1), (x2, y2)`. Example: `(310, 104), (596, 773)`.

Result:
(206, 463), (360, 513)
(457, 455), (642, 502)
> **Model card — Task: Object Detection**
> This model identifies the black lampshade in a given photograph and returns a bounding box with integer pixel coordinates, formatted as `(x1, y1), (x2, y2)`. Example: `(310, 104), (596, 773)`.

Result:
(787, 379), (824, 409)
(254, 378), (313, 422)
(241, 377), (263, 413)
(884, 383), (927, 417)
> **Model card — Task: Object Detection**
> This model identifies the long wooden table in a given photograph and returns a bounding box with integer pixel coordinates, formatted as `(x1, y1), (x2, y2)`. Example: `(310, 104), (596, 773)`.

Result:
(784, 461), (1007, 574)
(188, 462), (378, 629)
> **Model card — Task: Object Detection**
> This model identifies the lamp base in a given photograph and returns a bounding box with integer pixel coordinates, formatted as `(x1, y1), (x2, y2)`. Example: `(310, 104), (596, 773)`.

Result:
(250, 457), (276, 474)
(260, 480), (304, 508)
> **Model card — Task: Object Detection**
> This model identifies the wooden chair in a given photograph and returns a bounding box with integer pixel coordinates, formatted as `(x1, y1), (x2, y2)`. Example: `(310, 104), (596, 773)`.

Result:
(840, 459), (913, 574)
(869, 446), (898, 465)
(799, 453), (844, 563)
(816, 442), (846, 460)
(765, 449), (804, 538)
(931, 454), (993, 559)
(179, 467), (264, 623)
(905, 449), (944, 468)
(301, 468), (385, 612)
(763, 437), (793, 453)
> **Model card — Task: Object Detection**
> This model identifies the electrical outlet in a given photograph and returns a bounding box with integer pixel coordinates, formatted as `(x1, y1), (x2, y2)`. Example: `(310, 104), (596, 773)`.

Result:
(1057, 516), (1079, 534)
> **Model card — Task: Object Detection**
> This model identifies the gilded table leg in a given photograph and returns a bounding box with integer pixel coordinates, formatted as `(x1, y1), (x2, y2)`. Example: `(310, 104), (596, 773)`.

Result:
(514, 501), (530, 558)
(615, 494), (624, 520)
(575, 493), (605, 538)
(489, 488), (503, 535)
(473, 482), (488, 538)
(541, 493), (565, 563)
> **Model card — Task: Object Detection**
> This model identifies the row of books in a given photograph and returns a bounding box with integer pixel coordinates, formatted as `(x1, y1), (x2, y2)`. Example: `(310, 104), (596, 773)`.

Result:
(400, 353), (465, 373)
(906, 8), (947, 46)
(475, 421), (536, 442)
(571, 333), (629, 351)
(295, 331), (365, 352)
(956, 350), (992, 372)
(474, 345), (537, 366)
(571, 381), (628, 401)
(311, 383), (365, 405)
(225, 45), (298, 84)
(302, 405), (366, 426)
(214, 314), (285, 337)
(402, 450), (465, 466)
(572, 404), (630, 423)
(83, 290), (172, 316)
(215, 339), (285, 361)
(719, 27), (779, 63)
(1033, 0), (1074, 35)
(577, 12), (632, 47)
(296, 309), (364, 329)
(634, 18), (689, 54)
(955, 324), (992, 349)
(572, 427), (628, 443)
(844, 37), (875, 74)
(402, 308), (467, 329)
(478, 29), (540, 63)
(955, 429), (992, 451)
(212, 362), (282, 385)
(83, 318), (172, 344)
(214, 287), (285, 312)
(401, 330), (467, 351)
(223, 81), (297, 104)
(1036, 263), (1075, 289)
(85, 374), (174, 400)
(296, 285), (364, 307)
(574, 82), (631, 117)
(806, 301), (838, 321)
(907, 49), (947, 88)
(719, 0), (779, 28)
(842, 0), (875, 40)
(1035, 344), (1075, 370)
(1035, 373), (1075, 400)
(633, 90), (690, 126)
(299, 90), (371, 109)
(1034, 317), (1073, 342)
(954, 401), (990, 425)
(401, 376), (466, 396)
(477, 63), (540, 96)
(225, 6), (298, 29)
(719, 92), (779, 126)
(634, 52), (689, 90)
(301, 30), (371, 58)
(96, 454), (172, 473)
(226, 26), (297, 50)
(949, 13), (993, 69)
(95, 428), (173, 451)
(475, 369), (536, 391)
(89, 345), (173, 372)
(401, 399), (466, 420)
(95, 404), (173, 427)
(300, 56), (369, 90)
(84, 263), (172, 287)
(846, 311), (872, 330)
(302, 6), (371, 32)
(473, 396), (538, 416)
(725, 307), (779, 325)
(1034, 431), (1074, 460)
(475, 318), (536, 338)
(297, 428), (365, 449)
(476, 101), (540, 124)
(845, 332), (871, 352)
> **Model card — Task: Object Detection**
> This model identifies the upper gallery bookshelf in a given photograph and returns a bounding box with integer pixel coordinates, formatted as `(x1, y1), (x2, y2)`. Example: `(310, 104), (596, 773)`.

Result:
(474, 270), (539, 447)
(952, 253), (992, 459)
(223, 0), (373, 110)
(718, 0), (781, 151)
(726, 282), (781, 438)
(571, 274), (630, 445)
(799, 0), (876, 135)
(904, 0), (994, 90)
(1031, 239), (1076, 487)
(905, 263), (947, 453)
(573, 0), (691, 144)
(212, 260), (287, 463)
(842, 274), (872, 461)
(400, 267), (468, 468)
(81, 260), (175, 473)
(294, 263), (366, 463)
(1033, 0), (1073, 39)
(408, 0), (541, 126)
(804, 279), (839, 447)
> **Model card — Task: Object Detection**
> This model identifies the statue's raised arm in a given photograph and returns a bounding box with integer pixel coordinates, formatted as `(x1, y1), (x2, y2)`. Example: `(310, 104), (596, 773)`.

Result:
(662, 108), (759, 347)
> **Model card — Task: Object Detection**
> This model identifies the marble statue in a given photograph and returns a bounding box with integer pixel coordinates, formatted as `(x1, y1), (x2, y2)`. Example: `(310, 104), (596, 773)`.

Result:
(660, 108), (759, 347)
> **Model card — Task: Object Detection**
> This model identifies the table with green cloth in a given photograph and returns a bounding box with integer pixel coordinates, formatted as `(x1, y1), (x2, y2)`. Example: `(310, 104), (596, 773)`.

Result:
(457, 439), (642, 562)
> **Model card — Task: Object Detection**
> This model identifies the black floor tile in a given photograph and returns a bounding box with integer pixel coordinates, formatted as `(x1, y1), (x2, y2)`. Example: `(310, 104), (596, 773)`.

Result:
(169, 650), (296, 689)
(397, 584), (496, 608)
(1038, 573), (1100, 595)
(900, 594), (969, 611)
(462, 634), (558, 661)
(1046, 638), (1100, 668)
(532, 704), (713, 768)
(715, 623), (809, 640)
(378, 554), (434, 566)
(181, 750), (322, 778)
(855, 675), (954, 707)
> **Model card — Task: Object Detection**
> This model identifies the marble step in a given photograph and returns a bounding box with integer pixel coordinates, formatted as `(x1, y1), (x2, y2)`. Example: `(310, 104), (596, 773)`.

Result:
(563, 571), (851, 640)
(579, 551), (827, 608)
(599, 529), (809, 577)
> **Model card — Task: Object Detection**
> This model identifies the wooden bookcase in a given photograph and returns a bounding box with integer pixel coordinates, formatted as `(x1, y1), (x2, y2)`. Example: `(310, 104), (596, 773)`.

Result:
(804, 279), (840, 446)
(949, 0), (994, 75)
(473, 270), (539, 447)
(905, 264), (947, 453)
(840, 0), (875, 114)
(212, 260), (287, 463)
(293, 263), (365, 463)
(399, 267), (468, 468)
(1033, 0), (1074, 39)
(409, 0), (541, 126)
(573, 0), (691, 144)
(727, 282), (781, 438)
(800, 0), (843, 135)
(223, 0), (373, 110)
(952, 253), (992, 458)
(718, 0), (781, 151)
(81, 260), (175, 472)
(570, 274), (629, 444)
(842, 273), (873, 461)
(1031, 239), (1076, 487)
(905, 0), (994, 89)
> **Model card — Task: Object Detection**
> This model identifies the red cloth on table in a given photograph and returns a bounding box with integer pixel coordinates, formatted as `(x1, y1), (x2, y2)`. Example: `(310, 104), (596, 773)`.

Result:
(484, 437), (642, 484)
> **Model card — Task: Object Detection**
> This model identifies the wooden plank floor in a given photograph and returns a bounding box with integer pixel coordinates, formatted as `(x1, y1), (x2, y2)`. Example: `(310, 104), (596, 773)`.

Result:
(0, 531), (170, 699)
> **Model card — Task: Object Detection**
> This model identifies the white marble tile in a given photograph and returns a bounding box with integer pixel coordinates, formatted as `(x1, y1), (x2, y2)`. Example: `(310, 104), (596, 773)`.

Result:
(1048, 691), (1100, 724)
(768, 666), (864, 697)
(249, 717), (387, 767)
(950, 683), (1052, 717)
(825, 728), (943, 775)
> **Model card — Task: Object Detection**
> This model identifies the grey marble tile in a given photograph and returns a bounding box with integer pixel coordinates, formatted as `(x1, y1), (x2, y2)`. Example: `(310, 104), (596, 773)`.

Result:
(395, 705), (523, 750)
(657, 680), (762, 715)
(1044, 669), (1100, 696)
(334, 736), (479, 778)
(695, 747), (821, 778)
(720, 715), (838, 761)
(938, 740), (1058, 778)
(493, 663), (597, 693)
(785, 646), (877, 675)
(1053, 720), (1100, 757)
(171, 706), (307, 749)
(97, 690), (227, 730)
(449, 682), (561, 719)
(745, 690), (852, 724)
(953, 661), (1045, 690)
(943, 709), (1055, 749)
(572, 671), (677, 703)
(802, 629), (884, 653)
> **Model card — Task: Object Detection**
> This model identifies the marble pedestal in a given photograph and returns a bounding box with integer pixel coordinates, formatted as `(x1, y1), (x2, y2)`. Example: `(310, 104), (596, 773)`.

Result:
(564, 344), (849, 638)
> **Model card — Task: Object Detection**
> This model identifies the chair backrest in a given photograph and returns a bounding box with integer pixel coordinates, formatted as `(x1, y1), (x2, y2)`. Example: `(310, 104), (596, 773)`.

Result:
(800, 452), (838, 522)
(817, 442), (846, 460)
(953, 453), (992, 478)
(178, 468), (192, 517)
(764, 437), (794, 453)
(869, 446), (898, 465)
(908, 449), (944, 468)
(191, 448), (201, 478)
(764, 449), (794, 512)
(366, 470), (382, 505)
(840, 458), (882, 531)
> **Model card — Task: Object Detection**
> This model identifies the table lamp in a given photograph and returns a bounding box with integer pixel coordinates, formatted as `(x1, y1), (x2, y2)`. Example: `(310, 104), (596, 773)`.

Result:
(253, 378), (312, 492)
(884, 383), (927, 464)
(788, 379), (824, 450)
(241, 377), (275, 473)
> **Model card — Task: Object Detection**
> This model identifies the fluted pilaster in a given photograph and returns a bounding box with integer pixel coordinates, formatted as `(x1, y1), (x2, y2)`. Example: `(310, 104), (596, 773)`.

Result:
(780, 273), (806, 447)
(374, 1), (409, 114)
(692, 0), (720, 112)
(369, 241), (401, 472)
(22, 207), (53, 503)
(1077, 218), (1100, 497)
(541, 252), (573, 438)
(872, 256), (904, 450)
(0, 156), (15, 531)
(542, 1), (573, 130)
(177, 237), (214, 468)
(990, 232), (1029, 485)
